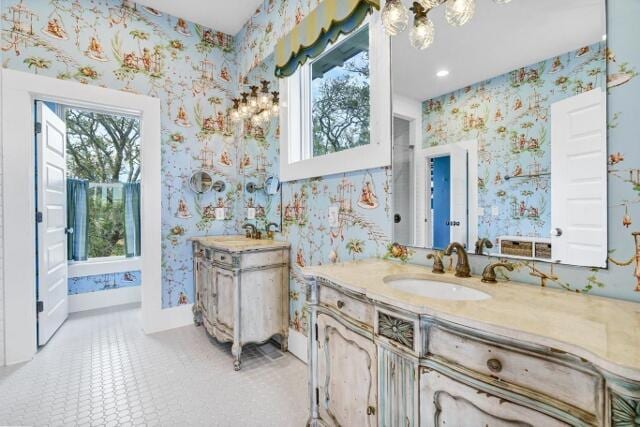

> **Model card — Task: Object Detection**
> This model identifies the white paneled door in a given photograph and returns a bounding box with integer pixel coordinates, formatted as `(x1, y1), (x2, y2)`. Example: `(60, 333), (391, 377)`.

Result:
(551, 88), (607, 267)
(36, 102), (69, 346)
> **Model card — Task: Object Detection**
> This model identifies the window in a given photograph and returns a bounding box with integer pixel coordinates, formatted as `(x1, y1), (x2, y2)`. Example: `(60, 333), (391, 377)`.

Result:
(280, 13), (391, 182)
(311, 25), (370, 157)
(65, 107), (141, 259)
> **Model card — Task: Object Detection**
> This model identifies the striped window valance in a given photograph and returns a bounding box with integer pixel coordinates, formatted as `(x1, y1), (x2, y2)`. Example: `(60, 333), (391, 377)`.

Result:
(274, 0), (380, 78)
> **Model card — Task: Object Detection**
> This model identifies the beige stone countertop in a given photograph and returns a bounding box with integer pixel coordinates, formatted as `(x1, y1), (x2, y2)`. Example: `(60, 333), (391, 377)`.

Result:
(189, 235), (290, 252)
(302, 258), (640, 381)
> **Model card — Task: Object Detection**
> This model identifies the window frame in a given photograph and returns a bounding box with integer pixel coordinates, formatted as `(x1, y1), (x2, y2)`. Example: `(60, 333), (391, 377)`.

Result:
(280, 13), (391, 182)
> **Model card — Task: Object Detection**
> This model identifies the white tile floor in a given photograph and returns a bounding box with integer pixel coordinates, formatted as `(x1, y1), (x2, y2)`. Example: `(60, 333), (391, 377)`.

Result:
(0, 304), (309, 426)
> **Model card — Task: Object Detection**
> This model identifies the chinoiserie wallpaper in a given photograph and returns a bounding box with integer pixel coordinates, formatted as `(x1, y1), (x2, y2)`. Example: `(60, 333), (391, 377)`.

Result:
(1, 0), (639, 333)
(422, 42), (606, 246)
(69, 270), (140, 295)
(1, 0), (241, 308)
(235, 0), (640, 337)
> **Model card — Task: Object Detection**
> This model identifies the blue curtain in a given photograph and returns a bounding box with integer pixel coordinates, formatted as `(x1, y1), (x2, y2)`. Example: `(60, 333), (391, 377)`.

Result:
(123, 182), (141, 257)
(67, 179), (89, 261)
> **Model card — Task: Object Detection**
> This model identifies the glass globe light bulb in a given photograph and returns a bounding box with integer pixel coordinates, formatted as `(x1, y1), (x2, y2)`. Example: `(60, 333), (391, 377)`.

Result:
(420, 0), (445, 7)
(445, 0), (475, 27)
(409, 15), (435, 50)
(260, 109), (271, 124)
(381, 0), (409, 36)
(251, 113), (262, 127)
(230, 109), (241, 123)
(258, 92), (272, 110)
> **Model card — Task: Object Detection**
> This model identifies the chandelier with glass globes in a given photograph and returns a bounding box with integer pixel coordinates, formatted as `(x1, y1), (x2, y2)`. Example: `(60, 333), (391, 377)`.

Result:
(229, 80), (280, 128)
(381, 0), (512, 50)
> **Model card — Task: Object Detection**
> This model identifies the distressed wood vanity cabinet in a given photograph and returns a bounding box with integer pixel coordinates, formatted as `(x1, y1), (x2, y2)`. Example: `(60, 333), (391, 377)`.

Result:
(304, 259), (640, 427)
(190, 236), (290, 370)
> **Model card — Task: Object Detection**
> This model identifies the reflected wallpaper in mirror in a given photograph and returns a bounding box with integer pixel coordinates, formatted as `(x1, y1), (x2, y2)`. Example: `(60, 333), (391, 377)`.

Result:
(391, 0), (607, 267)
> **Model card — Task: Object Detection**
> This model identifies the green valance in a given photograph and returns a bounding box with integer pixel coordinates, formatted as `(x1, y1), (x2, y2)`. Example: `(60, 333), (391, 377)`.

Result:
(274, 0), (380, 78)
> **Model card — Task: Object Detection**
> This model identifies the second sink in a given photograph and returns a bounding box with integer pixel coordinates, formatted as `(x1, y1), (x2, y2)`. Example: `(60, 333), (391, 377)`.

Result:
(384, 276), (491, 301)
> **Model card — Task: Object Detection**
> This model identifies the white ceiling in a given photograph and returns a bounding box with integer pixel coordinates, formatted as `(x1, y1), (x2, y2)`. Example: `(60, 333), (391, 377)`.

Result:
(392, 0), (606, 102)
(133, 0), (263, 35)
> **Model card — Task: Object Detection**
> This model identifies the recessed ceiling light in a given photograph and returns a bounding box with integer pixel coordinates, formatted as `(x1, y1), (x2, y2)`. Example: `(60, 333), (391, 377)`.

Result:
(436, 70), (450, 77)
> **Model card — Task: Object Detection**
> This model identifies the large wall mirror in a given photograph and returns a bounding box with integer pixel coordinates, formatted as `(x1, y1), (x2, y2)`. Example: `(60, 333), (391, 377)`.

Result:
(391, 0), (608, 267)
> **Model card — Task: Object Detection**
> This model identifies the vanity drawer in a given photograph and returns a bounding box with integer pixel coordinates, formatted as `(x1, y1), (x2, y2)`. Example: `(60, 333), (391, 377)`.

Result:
(241, 249), (287, 269)
(427, 325), (602, 415)
(212, 250), (233, 266)
(319, 285), (373, 328)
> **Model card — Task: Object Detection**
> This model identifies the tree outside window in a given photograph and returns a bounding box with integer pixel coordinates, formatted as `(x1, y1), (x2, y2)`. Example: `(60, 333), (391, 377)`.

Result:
(311, 25), (370, 157)
(65, 108), (140, 258)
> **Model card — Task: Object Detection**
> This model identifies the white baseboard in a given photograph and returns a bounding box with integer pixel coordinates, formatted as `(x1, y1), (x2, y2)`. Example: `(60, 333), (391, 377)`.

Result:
(69, 286), (141, 313)
(287, 328), (308, 364)
(143, 303), (194, 335)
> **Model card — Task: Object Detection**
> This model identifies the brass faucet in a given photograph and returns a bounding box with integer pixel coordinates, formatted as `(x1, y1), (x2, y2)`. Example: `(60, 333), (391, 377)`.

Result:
(243, 223), (257, 239)
(475, 238), (494, 255)
(266, 223), (279, 239)
(443, 242), (471, 278)
(426, 252), (445, 274)
(481, 262), (514, 283)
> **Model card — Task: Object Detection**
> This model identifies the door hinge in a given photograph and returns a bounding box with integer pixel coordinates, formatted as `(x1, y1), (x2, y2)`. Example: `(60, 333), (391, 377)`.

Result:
(36, 211), (43, 223)
(36, 301), (44, 313)
(315, 323), (319, 342)
(315, 387), (319, 405)
(35, 122), (42, 134)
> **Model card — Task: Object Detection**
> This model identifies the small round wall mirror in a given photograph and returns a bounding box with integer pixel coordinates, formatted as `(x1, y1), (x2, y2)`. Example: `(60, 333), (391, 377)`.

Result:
(265, 176), (281, 195)
(189, 170), (214, 194)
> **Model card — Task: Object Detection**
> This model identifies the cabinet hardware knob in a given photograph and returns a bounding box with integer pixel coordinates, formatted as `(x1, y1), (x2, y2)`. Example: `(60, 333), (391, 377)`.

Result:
(367, 406), (376, 416)
(336, 300), (345, 309)
(487, 358), (502, 373)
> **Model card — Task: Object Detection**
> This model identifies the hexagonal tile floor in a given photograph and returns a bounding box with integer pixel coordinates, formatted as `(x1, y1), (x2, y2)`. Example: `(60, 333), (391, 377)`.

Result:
(0, 304), (308, 426)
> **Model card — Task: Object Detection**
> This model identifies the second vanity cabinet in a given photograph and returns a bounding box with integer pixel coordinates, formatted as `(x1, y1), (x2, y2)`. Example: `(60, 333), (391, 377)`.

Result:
(304, 261), (640, 427)
(191, 237), (290, 370)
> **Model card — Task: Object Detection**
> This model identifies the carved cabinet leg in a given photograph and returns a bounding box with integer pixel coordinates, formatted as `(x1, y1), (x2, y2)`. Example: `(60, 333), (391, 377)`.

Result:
(281, 333), (289, 353)
(192, 305), (203, 326)
(232, 342), (243, 371)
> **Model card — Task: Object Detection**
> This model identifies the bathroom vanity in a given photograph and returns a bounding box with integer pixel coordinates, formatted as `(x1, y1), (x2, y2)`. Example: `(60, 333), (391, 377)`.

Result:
(303, 259), (640, 426)
(191, 236), (290, 370)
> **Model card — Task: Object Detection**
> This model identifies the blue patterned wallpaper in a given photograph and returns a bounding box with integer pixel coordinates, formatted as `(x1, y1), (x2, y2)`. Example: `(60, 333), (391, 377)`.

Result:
(422, 42), (606, 245)
(68, 271), (141, 295)
(1, 0), (241, 308)
(235, 0), (640, 337)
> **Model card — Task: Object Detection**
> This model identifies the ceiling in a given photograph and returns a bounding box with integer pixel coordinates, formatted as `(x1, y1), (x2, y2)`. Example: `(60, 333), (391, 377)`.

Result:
(133, 0), (263, 35)
(392, 0), (606, 103)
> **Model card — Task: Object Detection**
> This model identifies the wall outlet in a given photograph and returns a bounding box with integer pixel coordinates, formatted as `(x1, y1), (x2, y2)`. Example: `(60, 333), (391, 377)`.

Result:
(492, 206), (499, 217)
(328, 206), (340, 227)
(215, 207), (225, 221)
(247, 207), (256, 220)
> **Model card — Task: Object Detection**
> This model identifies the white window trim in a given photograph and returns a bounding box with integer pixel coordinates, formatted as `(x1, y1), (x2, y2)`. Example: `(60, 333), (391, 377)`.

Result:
(68, 256), (142, 278)
(280, 12), (391, 182)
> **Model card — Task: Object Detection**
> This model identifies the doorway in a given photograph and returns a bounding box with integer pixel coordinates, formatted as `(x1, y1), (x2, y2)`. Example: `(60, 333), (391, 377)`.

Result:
(1, 69), (180, 366)
(35, 101), (143, 346)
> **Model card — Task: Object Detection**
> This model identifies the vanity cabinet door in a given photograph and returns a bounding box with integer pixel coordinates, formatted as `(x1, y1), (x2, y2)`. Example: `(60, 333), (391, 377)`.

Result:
(419, 368), (569, 427)
(203, 262), (216, 321)
(214, 268), (235, 332)
(195, 257), (210, 317)
(317, 313), (378, 427)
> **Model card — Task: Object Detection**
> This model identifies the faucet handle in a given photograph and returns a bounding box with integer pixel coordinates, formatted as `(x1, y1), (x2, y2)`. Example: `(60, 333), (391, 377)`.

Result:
(481, 262), (515, 283)
(427, 252), (445, 274)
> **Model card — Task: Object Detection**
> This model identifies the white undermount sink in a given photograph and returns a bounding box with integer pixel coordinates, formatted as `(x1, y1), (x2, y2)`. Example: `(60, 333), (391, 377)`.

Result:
(383, 276), (491, 301)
